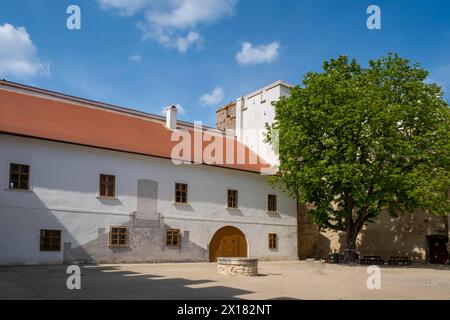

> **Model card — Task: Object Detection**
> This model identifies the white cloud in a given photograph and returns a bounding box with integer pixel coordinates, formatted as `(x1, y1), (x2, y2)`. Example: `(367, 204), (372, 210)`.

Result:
(145, 0), (238, 30)
(174, 32), (203, 53)
(98, 0), (238, 52)
(160, 104), (186, 116)
(175, 104), (186, 115)
(129, 54), (142, 63)
(0, 23), (50, 79)
(236, 41), (280, 66)
(97, 0), (153, 15)
(200, 86), (224, 106)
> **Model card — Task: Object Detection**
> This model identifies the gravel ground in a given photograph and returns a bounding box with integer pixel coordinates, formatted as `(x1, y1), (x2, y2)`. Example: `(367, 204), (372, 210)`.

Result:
(0, 260), (449, 300)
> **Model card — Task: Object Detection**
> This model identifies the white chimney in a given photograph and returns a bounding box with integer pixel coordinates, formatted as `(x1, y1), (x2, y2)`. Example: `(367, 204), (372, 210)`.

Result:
(235, 97), (245, 141)
(165, 105), (177, 130)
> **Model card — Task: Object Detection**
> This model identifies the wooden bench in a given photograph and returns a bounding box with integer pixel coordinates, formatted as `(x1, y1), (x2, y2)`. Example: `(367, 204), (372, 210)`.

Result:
(388, 256), (412, 266)
(324, 254), (343, 263)
(324, 254), (357, 264)
(360, 255), (384, 265)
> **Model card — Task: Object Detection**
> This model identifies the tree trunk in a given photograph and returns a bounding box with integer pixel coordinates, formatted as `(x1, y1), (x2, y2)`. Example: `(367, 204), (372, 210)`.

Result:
(342, 218), (359, 264)
(343, 232), (357, 263)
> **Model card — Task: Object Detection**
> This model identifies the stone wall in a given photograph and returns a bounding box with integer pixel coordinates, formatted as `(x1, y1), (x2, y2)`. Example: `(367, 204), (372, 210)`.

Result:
(298, 207), (448, 263)
(297, 203), (319, 260)
(217, 258), (258, 276)
(216, 102), (236, 132)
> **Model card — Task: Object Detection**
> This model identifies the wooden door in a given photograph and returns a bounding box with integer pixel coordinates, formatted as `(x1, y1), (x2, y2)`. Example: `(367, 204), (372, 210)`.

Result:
(209, 226), (247, 262)
(221, 235), (240, 257)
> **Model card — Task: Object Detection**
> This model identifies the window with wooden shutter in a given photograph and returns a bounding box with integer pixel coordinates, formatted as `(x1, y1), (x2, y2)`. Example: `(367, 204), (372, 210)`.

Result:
(175, 183), (188, 204)
(269, 233), (277, 249)
(227, 189), (238, 209)
(9, 163), (30, 190)
(268, 194), (277, 212)
(166, 229), (181, 247)
(109, 226), (128, 246)
(100, 174), (116, 198)
(40, 230), (61, 251)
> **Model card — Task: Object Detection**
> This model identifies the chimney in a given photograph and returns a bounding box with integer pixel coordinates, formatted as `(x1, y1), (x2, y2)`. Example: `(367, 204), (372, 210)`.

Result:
(235, 97), (245, 141)
(165, 105), (177, 130)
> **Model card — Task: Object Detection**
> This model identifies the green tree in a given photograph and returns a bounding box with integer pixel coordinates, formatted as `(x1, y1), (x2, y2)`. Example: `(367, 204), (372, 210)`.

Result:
(267, 54), (450, 263)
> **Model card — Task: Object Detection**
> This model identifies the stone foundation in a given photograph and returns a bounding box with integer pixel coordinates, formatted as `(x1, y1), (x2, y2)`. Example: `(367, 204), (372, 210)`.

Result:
(217, 258), (258, 276)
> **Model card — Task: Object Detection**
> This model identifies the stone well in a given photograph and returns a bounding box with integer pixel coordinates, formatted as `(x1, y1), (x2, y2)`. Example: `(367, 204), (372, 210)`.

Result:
(217, 257), (258, 277)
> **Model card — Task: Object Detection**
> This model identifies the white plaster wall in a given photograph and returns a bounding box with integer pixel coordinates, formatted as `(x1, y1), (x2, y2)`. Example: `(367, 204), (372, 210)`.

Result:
(236, 82), (291, 166)
(0, 134), (297, 265)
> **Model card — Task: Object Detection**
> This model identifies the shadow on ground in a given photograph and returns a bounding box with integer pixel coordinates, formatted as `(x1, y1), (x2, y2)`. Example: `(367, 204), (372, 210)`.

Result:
(0, 264), (284, 300)
(315, 261), (450, 271)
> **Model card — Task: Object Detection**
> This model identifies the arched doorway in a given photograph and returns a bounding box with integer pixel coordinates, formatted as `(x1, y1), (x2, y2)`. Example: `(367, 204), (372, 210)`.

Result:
(209, 226), (248, 262)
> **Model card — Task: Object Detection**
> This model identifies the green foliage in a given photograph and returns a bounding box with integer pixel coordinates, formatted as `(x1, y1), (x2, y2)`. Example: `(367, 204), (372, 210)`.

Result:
(268, 54), (450, 233)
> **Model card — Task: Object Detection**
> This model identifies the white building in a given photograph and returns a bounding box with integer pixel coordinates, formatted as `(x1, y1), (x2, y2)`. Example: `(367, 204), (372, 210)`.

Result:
(219, 81), (292, 166)
(0, 80), (298, 265)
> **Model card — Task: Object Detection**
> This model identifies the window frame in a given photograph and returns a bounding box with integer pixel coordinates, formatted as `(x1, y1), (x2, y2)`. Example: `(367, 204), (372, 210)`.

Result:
(40, 229), (62, 252)
(109, 226), (128, 247)
(9, 163), (30, 191)
(175, 183), (188, 204)
(268, 194), (278, 212)
(166, 229), (181, 247)
(227, 189), (239, 209)
(269, 233), (278, 250)
(99, 174), (116, 198)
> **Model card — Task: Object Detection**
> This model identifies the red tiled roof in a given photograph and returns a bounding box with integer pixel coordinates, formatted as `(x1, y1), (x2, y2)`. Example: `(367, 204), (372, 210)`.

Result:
(0, 81), (273, 174)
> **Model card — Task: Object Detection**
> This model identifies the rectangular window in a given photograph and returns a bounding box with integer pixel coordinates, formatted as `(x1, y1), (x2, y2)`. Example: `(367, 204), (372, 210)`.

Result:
(268, 194), (277, 212)
(9, 163), (30, 190)
(99, 174), (116, 198)
(227, 189), (238, 209)
(166, 229), (181, 247)
(175, 183), (188, 204)
(40, 230), (61, 252)
(269, 233), (277, 250)
(109, 226), (128, 246)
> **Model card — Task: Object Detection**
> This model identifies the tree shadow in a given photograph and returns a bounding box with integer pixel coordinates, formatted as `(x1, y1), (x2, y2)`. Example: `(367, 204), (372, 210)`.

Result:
(297, 206), (448, 265)
(0, 264), (259, 300)
(357, 210), (448, 263)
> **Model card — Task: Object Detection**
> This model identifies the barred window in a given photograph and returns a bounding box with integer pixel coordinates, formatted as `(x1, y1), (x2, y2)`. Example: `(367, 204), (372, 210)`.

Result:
(175, 183), (188, 204)
(100, 174), (115, 198)
(166, 229), (181, 247)
(40, 230), (61, 252)
(9, 163), (30, 190)
(227, 189), (238, 209)
(268, 194), (277, 212)
(109, 226), (128, 246)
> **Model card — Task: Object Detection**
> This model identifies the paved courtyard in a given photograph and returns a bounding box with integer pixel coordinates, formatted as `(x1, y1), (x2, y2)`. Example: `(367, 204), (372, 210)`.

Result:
(0, 261), (449, 300)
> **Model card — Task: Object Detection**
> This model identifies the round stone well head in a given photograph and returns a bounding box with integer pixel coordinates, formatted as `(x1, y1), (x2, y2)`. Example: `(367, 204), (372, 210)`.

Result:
(217, 257), (258, 277)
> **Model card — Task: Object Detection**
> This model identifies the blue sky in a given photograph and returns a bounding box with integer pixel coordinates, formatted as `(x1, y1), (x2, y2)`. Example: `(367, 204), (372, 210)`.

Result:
(1, 0), (449, 126)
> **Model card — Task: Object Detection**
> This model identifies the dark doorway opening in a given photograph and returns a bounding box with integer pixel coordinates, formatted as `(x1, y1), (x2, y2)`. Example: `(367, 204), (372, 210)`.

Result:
(427, 235), (449, 264)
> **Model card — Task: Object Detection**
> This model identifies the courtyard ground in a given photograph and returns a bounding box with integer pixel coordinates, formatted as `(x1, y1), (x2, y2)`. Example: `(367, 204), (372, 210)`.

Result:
(0, 261), (449, 300)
